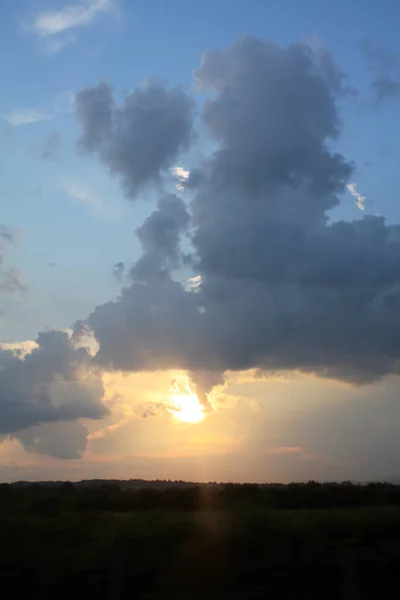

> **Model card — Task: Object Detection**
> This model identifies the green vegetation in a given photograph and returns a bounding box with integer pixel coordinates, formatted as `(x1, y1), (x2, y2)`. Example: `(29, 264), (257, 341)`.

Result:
(1, 481), (400, 598)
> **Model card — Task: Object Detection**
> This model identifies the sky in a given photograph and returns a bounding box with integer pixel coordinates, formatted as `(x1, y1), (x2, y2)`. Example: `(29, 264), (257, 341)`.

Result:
(2, 0), (400, 483)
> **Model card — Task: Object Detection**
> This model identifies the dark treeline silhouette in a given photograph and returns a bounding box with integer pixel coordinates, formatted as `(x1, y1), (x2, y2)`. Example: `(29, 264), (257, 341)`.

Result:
(3, 479), (400, 513)
(2, 480), (400, 598)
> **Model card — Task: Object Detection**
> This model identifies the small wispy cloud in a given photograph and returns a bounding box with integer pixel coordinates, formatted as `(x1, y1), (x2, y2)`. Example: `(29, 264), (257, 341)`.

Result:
(33, 0), (113, 36)
(5, 91), (75, 128)
(5, 109), (51, 127)
(62, 179), (122, 220)
(360, 39), (400, 105)
(27, 0), (117, 54)
(0, 226), (25, 295)
(41, 132), (62, 161)
(111, 261), (125, 282)
(347, 182), (366, 211)
(0, 225), (14, 245)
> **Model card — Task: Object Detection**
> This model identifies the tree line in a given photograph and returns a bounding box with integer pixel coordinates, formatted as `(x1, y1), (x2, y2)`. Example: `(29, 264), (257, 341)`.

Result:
(2, 480), (400, 513)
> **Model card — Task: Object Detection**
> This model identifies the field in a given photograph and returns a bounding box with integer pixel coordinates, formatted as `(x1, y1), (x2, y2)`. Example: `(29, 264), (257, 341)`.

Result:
(2, 481), (400, 599)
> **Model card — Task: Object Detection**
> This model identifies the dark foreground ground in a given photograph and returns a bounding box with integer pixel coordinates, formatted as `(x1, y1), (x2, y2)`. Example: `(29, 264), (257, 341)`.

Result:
(2, 481), (400, 599)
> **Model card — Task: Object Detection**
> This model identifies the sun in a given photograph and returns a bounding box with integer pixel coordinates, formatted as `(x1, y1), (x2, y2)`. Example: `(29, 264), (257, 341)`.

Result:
(169, 392), (205, 423)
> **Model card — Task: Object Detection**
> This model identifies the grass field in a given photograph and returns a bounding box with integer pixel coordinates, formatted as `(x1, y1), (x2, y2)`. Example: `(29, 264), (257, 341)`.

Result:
(2, 482), (400, 598)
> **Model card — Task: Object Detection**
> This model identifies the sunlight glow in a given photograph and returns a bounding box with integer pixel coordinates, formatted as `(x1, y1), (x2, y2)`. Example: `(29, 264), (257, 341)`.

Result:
(169, 392), (205, 423)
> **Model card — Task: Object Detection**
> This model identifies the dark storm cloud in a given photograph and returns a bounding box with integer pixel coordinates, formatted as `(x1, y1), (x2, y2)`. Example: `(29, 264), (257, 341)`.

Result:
(75, 80), (195, 199)
(79, 37), (400, 389)
(0, 330), (107, 436)
(360, 39), (400, 104)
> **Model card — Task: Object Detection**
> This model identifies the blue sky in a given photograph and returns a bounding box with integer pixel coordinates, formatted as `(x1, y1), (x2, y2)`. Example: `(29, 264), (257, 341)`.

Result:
(1, 0), (400, 482)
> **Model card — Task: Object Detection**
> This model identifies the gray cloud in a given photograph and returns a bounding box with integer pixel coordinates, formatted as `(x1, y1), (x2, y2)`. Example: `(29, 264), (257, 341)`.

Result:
(86, 278), (202, 372)
(0, 330), (107, 436)
(0, 224), (14, 244)
(360, 39), (400, 104)
(0, 225), (24, 294)
(131, 194), (190, 282)
(111, 261), (125, 282)
(189, 370), (224, 410)
(0, 267), (24, 294)
(77, 37), (400, 391)
(75, 80), (195, 199)
(15, 421), (88, 459)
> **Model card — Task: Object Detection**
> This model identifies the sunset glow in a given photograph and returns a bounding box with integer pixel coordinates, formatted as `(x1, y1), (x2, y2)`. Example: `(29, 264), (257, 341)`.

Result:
(169, 392), (205, 423)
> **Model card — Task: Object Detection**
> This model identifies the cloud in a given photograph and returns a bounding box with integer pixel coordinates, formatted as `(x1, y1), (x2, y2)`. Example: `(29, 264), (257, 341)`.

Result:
(5, 36), (400, 463)
(0, 340), (38, 356)
(347, 182), (366, 210)
(188, 371), (224, 410)
(62, 179), (121, 219)
(26, 0), (116, 55)
(33, 0), (113, 36)
(171, 166), (190, 191)
(41, 131), (62, 161)
(75, 80), (195, 199)
(185, 275), (202, 293)
(0, 268), (24, 295)
(0, 225), (14, 245)
(0, 330), (107, 436)
(111, 261), (125, 282)
(15, 421), (89, 459)
(5, 109), (51, 127)
(131, 194), (190, 282)
(0, 225), (24, 294)
(5, 92), (74, 129)
(360, 39), (400, 104)
(76, 37), (400, 391)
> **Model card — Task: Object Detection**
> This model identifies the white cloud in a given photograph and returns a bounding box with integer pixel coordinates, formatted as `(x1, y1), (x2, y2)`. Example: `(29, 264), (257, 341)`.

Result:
(171, 166), (190, 191)
(33, 0), (113, 37)
(62, 179), (122, 220)
(185, 275), (202, 293)
(0, 340), (38, 357)
(4, 91), (74, 128)
(347, 182), (366, 211)
(26, 0), (117, 54)
(5, 109), (51, 127)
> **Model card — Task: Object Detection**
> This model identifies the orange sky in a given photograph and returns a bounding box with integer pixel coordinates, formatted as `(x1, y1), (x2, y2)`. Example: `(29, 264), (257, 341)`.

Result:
(2, 366), (400, 483)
